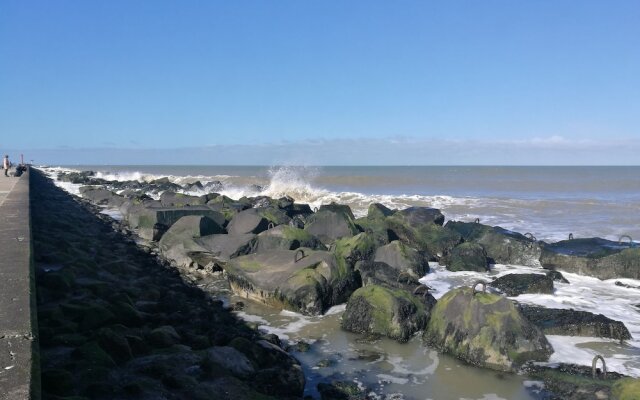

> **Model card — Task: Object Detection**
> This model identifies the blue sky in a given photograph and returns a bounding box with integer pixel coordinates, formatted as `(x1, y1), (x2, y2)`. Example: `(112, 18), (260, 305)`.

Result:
(1, 1), (638, 165)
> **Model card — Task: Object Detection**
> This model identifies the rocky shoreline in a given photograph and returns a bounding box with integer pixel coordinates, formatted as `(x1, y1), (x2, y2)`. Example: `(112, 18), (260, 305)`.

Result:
(33, 170), (304, 400)
(39, 168), (640, 399)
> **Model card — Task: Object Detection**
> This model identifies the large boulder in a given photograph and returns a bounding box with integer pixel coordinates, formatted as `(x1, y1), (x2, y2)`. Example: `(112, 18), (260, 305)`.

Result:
(225, 249), (355, 315)
(127, 206), (226, 240)
(304, 207), (360, 245)
(355, 261), (421, 292)
(441, 242), (489, 272)
(226, 208), (271, 235)
(424, 286), (553, 372)
(518, 304), (631, 341)
(540, 238), (640, 280)
(252, 225), (325, 252)
(158, 215), (225, 267)
(490, 273), (554, 296)
(373, 240), (429, 278)
(445, 221), (542, 267)
(79, 186), (125, 207)
(160, 191), (207, 207)
(354, 203), (397, 246)
(226, 207), (291, 235)
(193, 233), (256, 268)
(386, 207), (461, 258)
(331, 233), (377, 304)
(341, 285), (434, 342)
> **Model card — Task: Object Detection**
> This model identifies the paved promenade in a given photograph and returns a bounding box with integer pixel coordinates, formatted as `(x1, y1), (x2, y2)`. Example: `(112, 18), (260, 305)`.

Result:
(0, 169), (39, 400)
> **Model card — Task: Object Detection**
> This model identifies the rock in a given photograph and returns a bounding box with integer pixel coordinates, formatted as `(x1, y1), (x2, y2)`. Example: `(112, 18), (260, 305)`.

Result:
(318, 380), (369, 400)
(204, 346), (255, 378)
(540, 238), (640, 280)
(546, 270), (570, 283)
(97, 328), (133, 363)
(158, 215), (225, 267)
(387, 208), (461, 258)
(289, 340), (311, 353)
(252, 225), (325, 252)
(373, 240), (429, 278)
(127, 205), (226, 240)
(341, 285), (433, 342)
(424, 286), (553, 371)
(226, 208), (270, 235)
(524, 363), (628, 400)
(441, 242), (490, 272)
(305, 208), (360, 244)
(41, 369), (75, 396)
(192, 233), (256, 267)
(367, 203), (395, 220)
(244, 340), (305, 397)
(355, 260), (421, 292)
(612, 377), (640, 400)
(79, 186), (125, 207)
(225, 249), (351, 315)
(284, 202), (314, 219)
(490, 273), (554, 296)
(518, 304), (632, 341)
(148, 325), (182, 348)
(446, 221), (542, 267)
(72, 341), (117, 367)
(331, 233), (376, 303)
(160, 191), (207, 207)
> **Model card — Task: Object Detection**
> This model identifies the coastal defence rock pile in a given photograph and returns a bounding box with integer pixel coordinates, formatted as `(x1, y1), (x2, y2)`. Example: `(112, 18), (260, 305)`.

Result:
(51, 169), (640, 399)
(33, 170), (304, 399)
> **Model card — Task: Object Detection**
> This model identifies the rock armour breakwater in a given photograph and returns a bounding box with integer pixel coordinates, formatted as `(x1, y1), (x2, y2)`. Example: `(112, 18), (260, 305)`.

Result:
(30, 169), (304, 400)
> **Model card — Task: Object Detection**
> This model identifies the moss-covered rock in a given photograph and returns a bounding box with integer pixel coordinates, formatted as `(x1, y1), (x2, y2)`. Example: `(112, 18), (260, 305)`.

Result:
(341, 285), (432, 342)
(446, 221), (542, 267)
(318, 380), (368, 400)
(160, 191), (207, 207)
(518, 304), (632, 341)
(373, 240), (429, 278)
(442, 242), (489, 272)
(540, 238), (640, 280)
(305, 207), (360, 245)
(252, 225), (325, 252)
(612, 377), (640, 400)
(424, 287), (552, 371)
(355, 260), (421, 292)
(158, 215), (225, 267)
(490, 273), (554, 296)
(386, 208), (461, 258)
(226, 249), (354, 315)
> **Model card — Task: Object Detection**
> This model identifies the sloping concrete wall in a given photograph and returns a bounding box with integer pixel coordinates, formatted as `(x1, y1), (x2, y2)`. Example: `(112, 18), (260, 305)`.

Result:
(0, 169), (39, 400)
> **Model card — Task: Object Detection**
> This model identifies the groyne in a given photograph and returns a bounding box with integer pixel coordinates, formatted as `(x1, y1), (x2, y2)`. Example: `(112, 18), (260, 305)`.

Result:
(0, 168), (39, 400)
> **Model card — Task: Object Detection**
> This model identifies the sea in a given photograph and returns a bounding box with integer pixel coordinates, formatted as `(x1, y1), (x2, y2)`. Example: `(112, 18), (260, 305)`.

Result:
(42, 165), (640, 400)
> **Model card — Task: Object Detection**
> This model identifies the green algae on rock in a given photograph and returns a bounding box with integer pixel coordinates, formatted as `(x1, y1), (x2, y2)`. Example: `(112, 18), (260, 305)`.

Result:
(424, 286), (553, 372)
(373, 240), (430, 278)
(341, 285), (433, 342)
(441, 242), (489, 272)
(225, 249), (359, 315)
(541, 238), (640, 280)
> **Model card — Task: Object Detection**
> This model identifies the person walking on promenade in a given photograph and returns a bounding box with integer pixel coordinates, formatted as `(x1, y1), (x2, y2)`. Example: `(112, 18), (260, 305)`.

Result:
(3, 155), (10, 177)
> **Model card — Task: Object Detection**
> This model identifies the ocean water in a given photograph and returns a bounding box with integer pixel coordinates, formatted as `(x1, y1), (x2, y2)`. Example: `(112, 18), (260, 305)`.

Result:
(51, 165), (640, 243)
(42, 165), (640, 399)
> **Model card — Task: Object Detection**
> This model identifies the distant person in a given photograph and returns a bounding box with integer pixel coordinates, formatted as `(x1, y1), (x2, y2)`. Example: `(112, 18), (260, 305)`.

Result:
(3, 155), (10, 177)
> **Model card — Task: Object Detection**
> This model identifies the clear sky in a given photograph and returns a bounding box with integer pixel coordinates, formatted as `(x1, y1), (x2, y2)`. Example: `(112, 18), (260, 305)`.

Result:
(1, 1), (638, 165)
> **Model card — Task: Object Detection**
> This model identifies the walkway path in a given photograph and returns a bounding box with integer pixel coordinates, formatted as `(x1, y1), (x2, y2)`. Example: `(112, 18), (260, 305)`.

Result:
(0, 169), (39, 400)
